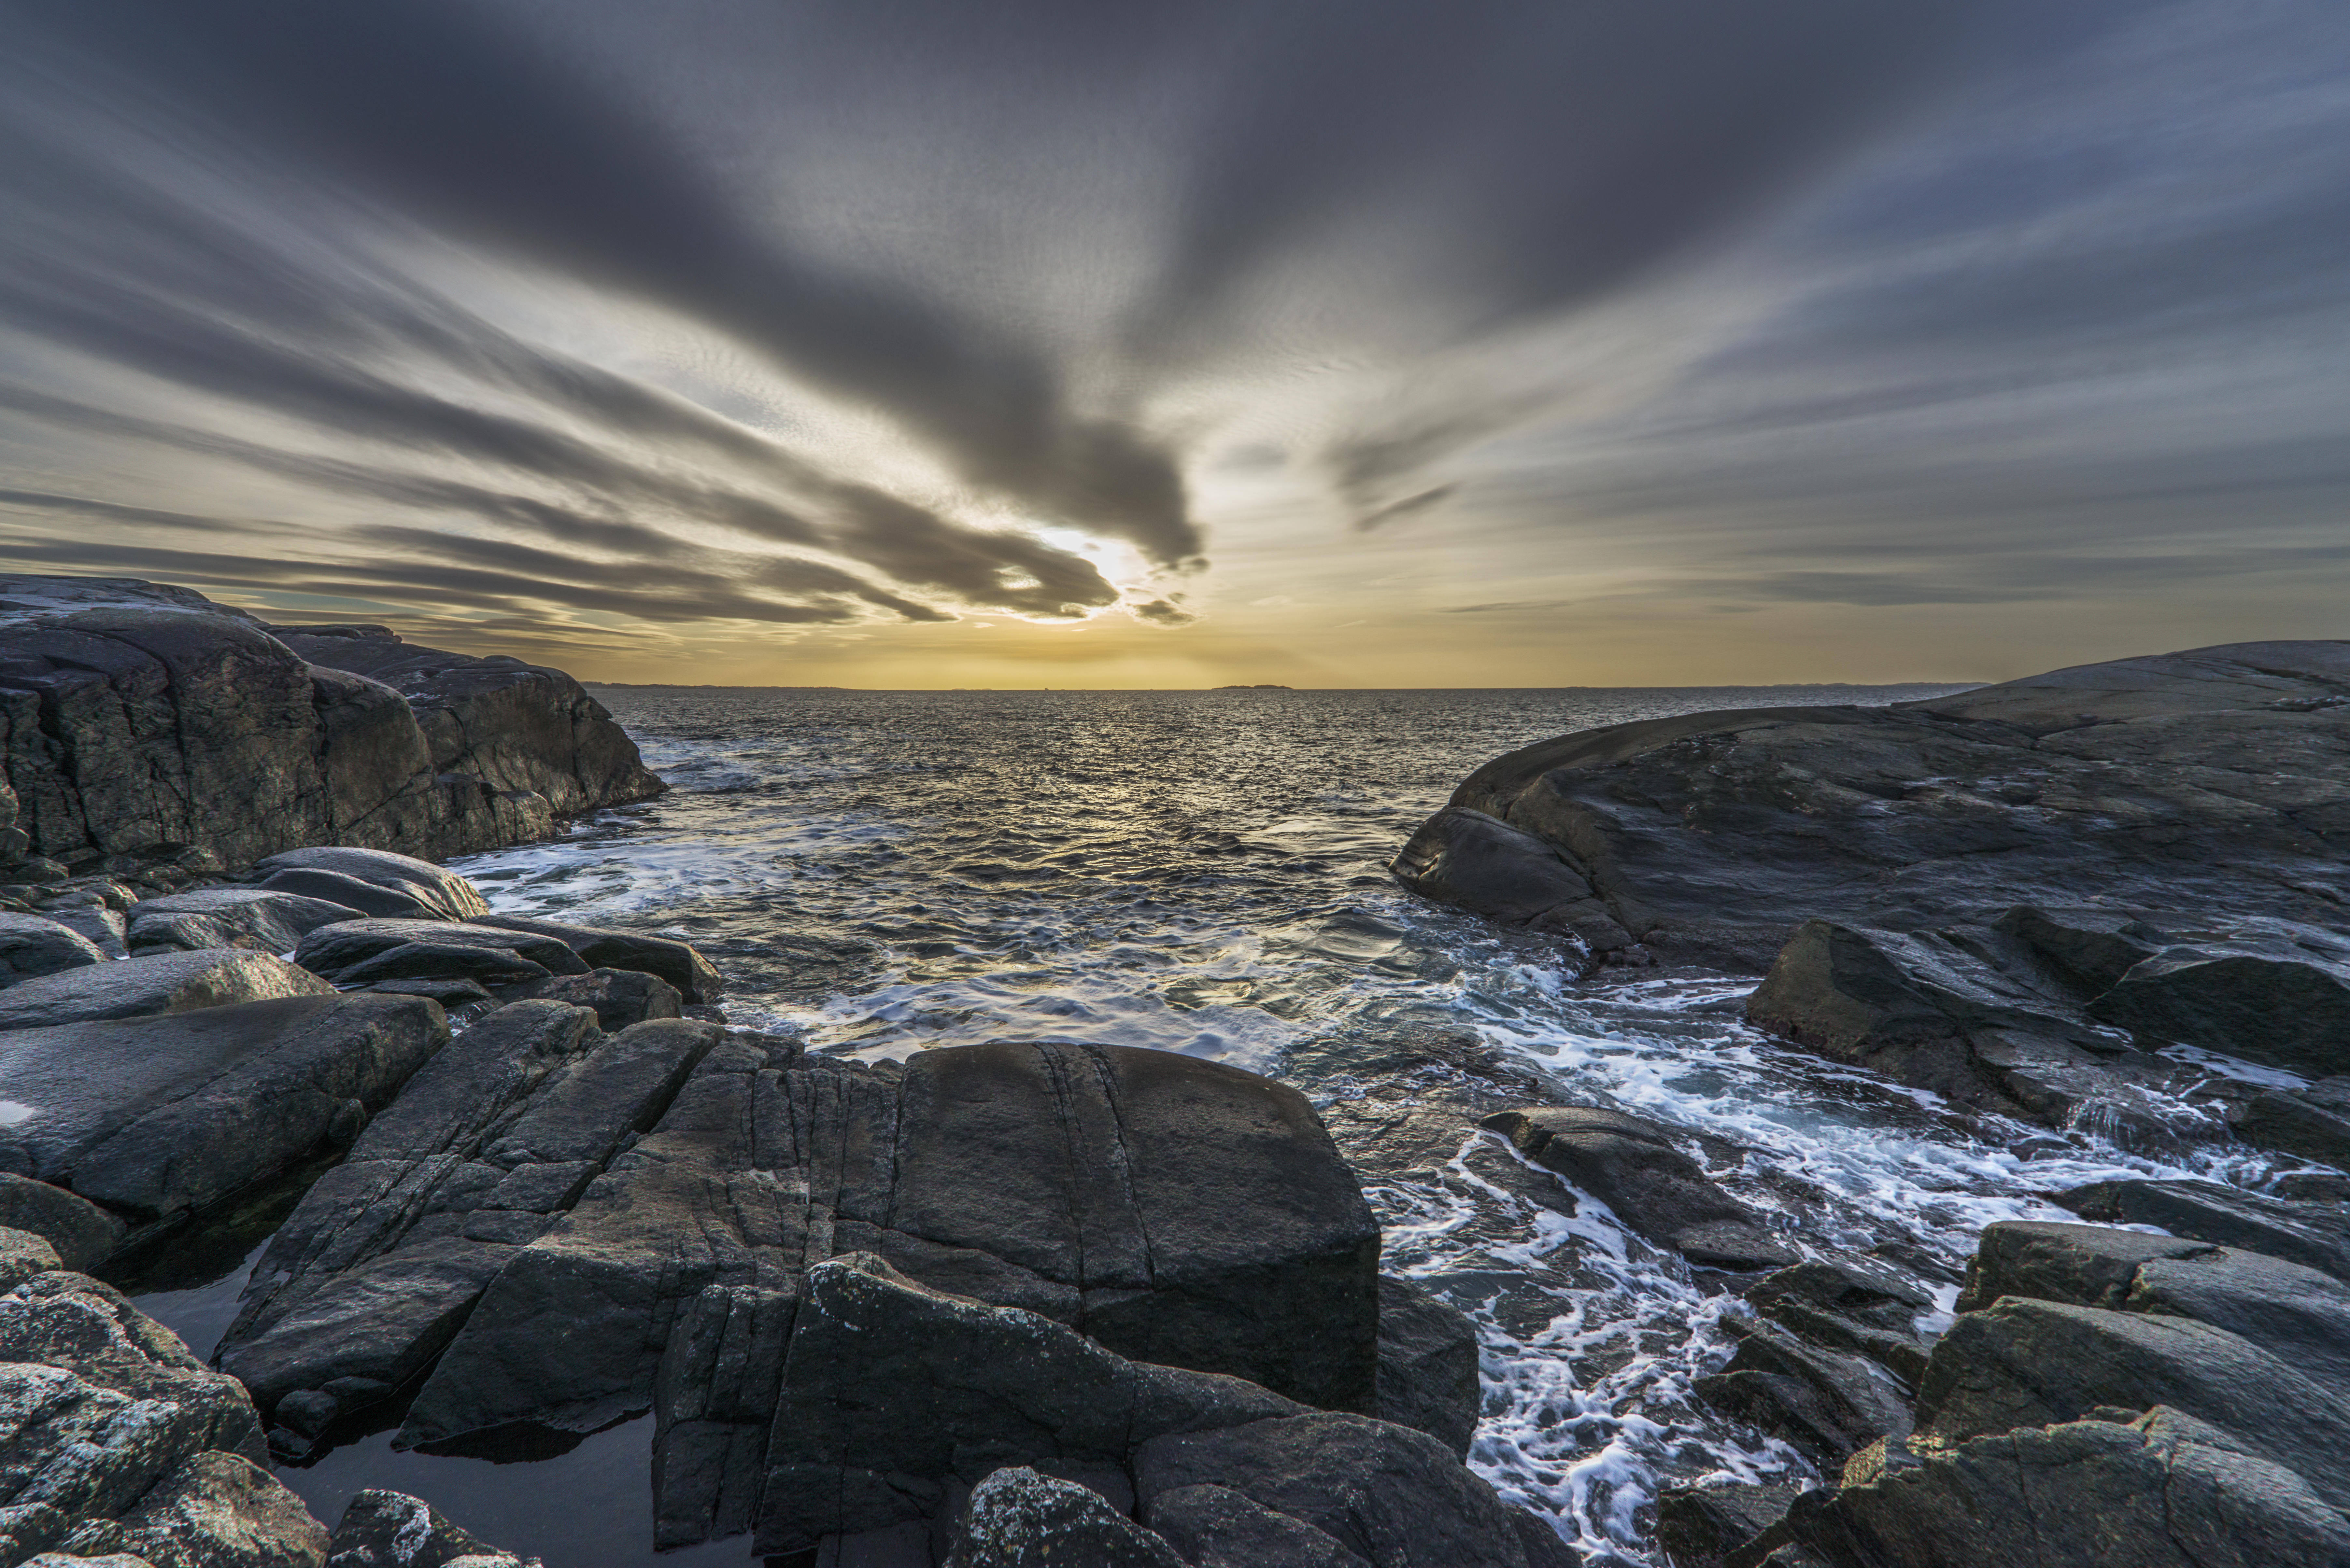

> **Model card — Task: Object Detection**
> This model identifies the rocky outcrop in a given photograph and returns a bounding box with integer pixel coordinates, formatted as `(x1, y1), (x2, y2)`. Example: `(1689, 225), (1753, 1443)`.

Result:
(1397, 641), (2349, 974)
(0, 576), (661, 877)
(0, 948), (335, 1031)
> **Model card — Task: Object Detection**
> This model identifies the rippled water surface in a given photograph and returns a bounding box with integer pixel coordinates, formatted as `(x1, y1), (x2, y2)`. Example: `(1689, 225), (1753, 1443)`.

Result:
(139, 686), (2294, 1565)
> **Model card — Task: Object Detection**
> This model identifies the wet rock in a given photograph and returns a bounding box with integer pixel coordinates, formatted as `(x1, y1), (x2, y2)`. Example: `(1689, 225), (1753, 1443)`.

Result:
(2088, 937), (2350, 1076)
(1134, 1410), (1545, 1568)
(1403, 642), (2350, 973)
(0, 1269), (267, 1562)
(1989, 905), (2172, 995)
(1743, 1258), (1938, 1388)
(214, 1006), (715, 1443)
(53, 1449), (327, 1567)
(0, 1174), (126, 1272)
(251, 849), (490, 923)
(1792, 1407), (2350, 1568)
(1911, 1296), (2350, 1509)
(1374, 1276), (1480, 1457)
(122, 889), (366, 957)
(1655, 1480), (1807, 1568)
(292, 918), (588, 984)
(1957, 1220), (2350, 1393)
(0, 911), (110, 982)
(0, 949), (335, 1032)
(277, 626), (664, 820)
(2051, 1177), (2350, 1283)
(323, 1489), (541, 1568)
(470, 915), (723, 1003)
(1697, 1320), (1915, 1469)
(0, 994), (447, 1220)
(2238, 1077), (2350, 1169)
(1480, 1106), (1796, 1270)
(1388, 807), (1631, 952)
(496, 968), (682, 1031)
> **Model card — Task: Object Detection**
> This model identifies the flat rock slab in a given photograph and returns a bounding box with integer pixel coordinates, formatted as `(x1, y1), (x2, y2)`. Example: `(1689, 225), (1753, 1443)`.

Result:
(249, 847), (490, 922)
(1399, 641), (2350, 973)
(0, 949), (334, 1032)
(0, 993), (447, 1218)
(122, 888), (366, 956)
(2052, 1178), (2350, 1284)
(0, 911), (107, 985)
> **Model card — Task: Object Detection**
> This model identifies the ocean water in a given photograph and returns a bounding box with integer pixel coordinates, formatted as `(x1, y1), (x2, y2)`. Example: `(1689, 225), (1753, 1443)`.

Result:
(132, 686), (2299, 1565)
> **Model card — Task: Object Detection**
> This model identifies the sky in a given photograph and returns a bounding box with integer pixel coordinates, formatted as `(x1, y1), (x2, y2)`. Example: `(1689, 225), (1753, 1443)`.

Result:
(1, 0), (2344, 688)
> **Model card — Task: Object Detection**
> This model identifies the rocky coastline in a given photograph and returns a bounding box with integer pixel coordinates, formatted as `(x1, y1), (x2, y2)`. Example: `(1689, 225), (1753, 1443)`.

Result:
(1, 589), (2343, 1568)
(1399, 639), (2350, 1567)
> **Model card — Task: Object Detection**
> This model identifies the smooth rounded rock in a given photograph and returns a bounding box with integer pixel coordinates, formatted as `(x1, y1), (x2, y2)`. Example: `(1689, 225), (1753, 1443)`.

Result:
(0, 948), (333, 1031)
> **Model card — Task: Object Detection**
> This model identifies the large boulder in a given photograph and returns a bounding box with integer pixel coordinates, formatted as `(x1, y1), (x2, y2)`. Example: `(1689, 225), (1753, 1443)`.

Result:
(249, 847), (491, 923)
(122, 888), (367, 956)
(2238, 1077), (2350, 1169)
(1373, 1276), (1481, 1457)
(274, 625), (664, 819)
(1696, 1319), (1915, 1468)
(323, 1490), (541, 1568)
(0, 1172), (126, 1272)
(2087, 936), (2350, 1076)
(945, 1468), (1186, 1568)
(1479, 1106), (1794, 1270)
(395, 1041), (1381, 1478)
(1792, 1407), (2350, 1568)
(2052, 1178), (2350, 1284)
(0, 577), (663, 874)
(0, 911), (107, 985)
(0, 993), (447, 1219)
(1397, 642), (2350, 972)
(497, 967), (683, 1030)
(1388, 807), (1631, 952)
(0, 949), (334, 1032)
(292, 917), (588, 983)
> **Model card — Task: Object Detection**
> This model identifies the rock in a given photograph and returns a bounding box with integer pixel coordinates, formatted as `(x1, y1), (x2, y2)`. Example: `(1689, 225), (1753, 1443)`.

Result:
(53, 1449), (328, 1567)
(1148, 1485), (1380, 1567)
(2052, 1178), (2350, 1283)
(1133, 1411), (1545, 1568)
(37, 905), (127, 960)
(739, 1254), (1303, 1553)
(2238, 1077), (2350, 1169)
(1479, 1107), (1795, 1270)
(1911, 1297), (2350, 1509)
(0, 994), (448, 1219)
(0, 1174), (126, 1272)
(468, 915), (723, 1003)
(214, 1007), (715, 1443)
(1374, 1276), (1481, 1457)
(945, 1468), (1188, 1568)
(403, 1041), (1380, 1483)
(323, 1489), (541, 1568)
(1743, 1259), (1938, 1389)
(1990, 905), (2173, 995)
(1400, 642), (2350, 972)
(2088, 938), (2350, 1075)
(1696, 1320), (1916, 1469)
(358, 977), (494, 1008)
(0, 949), (335, 1032)
(1791, 1407), (2350, 1568)
(1388, 807), (1631, 952)
(497, 968), (683, 1031)
(0, 1269), (267, 1561)
(276, 626), (664, 820)
(0, 1225), (63, 1289)
(0, 911), (107, 985)
(251, 848), (491, 923)
(1957, 1220), (2350, 1393)
(293, 918), (587, 984)
(121, 889), (366, 957)
(1655, 1481), (1807, 1568)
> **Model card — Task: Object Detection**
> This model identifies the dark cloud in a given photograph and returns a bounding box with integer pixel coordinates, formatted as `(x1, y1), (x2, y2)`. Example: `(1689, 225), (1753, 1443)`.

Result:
(1130, 598), (1197, 626)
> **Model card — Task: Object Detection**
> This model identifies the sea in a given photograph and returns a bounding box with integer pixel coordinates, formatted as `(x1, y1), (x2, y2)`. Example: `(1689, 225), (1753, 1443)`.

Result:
(125, 686), (2296, 1566)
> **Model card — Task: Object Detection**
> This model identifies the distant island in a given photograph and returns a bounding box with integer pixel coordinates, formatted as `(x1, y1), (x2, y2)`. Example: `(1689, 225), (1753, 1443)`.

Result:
(1214, 683), (1293, 689)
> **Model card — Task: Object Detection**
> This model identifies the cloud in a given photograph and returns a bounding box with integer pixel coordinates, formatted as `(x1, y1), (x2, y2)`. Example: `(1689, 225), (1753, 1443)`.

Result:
(1129, 598), (1197, 626)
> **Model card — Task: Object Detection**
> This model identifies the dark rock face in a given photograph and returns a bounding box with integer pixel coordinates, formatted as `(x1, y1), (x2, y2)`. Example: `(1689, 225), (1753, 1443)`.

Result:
(2051, 1178), (2350, 1283)
(0, 993), (449, 1221)
(1389, 807), (1631, 953)
(0, 910), (107, 984)
(1398, 642), (2350, 974)
(1480, 1106), (1795, 1270)
(1696, 1319), (1915, 1469)
(277, 625), (664, 820)
(1742, 1258), (1937, 1389)
(1373, 1275), (1481, 1457)
(2087, 937), (2350, 1076)
(293, 917), (588, 982)
(472, 914), (725, 1002)
(122, 887), (368, 956)
(0, 1172), (126, 1272)
(0, 577), (662, 875)
(0, 947), (336, 1031)
(2239, 1077), (2350, 1169)
(499, 967), (684, 1030)
(254, 848), (492, 923)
